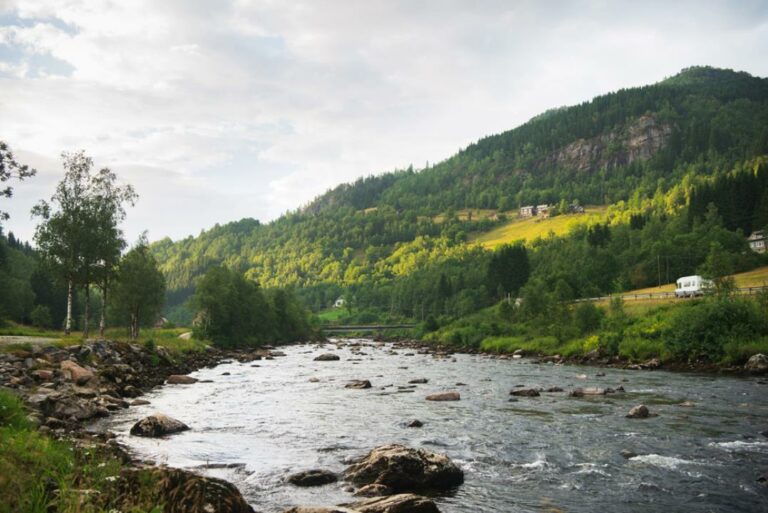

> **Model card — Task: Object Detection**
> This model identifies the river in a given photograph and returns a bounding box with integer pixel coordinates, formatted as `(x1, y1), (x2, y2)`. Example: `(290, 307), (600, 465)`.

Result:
(99, 339), (768, 512)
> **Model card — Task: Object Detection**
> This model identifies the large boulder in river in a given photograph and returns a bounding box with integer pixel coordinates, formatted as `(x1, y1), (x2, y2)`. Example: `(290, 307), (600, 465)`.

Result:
(745, 353), (768, 373)
(626, 404), (650, 418)
(288, 469), (338, 487)
(167, 374), (198, 384)
(425, 392), (460, 401)
(344, 493), (440, 513)
(315, 353), (341, 361)
(60, 360), (94, 385)
(344, 444), (463, 492)
(130, 414), (190, 437)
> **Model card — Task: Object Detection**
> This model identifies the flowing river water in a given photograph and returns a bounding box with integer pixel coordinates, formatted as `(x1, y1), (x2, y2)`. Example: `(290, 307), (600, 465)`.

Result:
(99, 340), (768, 512)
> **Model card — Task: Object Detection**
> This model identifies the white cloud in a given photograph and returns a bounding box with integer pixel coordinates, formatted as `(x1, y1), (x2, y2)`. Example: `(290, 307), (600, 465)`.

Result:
(1, 0), (767, 243)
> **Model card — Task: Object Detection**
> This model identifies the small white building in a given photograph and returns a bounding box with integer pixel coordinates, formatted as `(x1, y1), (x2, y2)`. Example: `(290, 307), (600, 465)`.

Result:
(333, 297), (346, 308)
(536, 204), (550, 218)
(519, 205), (535, 218)
(748, 231), (766, 254)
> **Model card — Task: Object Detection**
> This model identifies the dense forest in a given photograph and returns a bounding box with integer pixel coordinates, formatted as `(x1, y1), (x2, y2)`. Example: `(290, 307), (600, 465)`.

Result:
(149, 67), (768, 324)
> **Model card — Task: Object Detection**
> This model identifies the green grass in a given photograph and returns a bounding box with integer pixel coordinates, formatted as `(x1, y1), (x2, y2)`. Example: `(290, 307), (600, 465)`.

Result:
(0, 388), (165, 513)
(316, 308), (347, 323)
(480, 334), (596, 358)
(469, 206), (607, 249)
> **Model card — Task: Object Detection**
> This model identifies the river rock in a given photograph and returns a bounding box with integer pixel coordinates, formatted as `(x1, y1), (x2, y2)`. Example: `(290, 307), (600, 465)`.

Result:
(407, 419), (424, 428)
(283, 508), (357, 513)
(60, 360), (94, 385)
(32, 369), (54, 381)
(315, 354), (341, 361)
(569, 387), (607, 397)
(344, 444), (463, 492)
(345, 493), (440, 513)
(167, 374), (198, 384)
(309, 377), (320, 383)
(509, 388), (540, 397)
(354, 483), (395, 497)
(408, 378), (428, 384)
(626, 404), (650, 418)
(130, 399), (151, 406)
(544, 386), (564, 393)
(746, 354), (768, 373)
(345, 380), (372, 389)
(130, 414), (190, 437)
(288, 469), (339, 487)
(122, 467), (255, 513)
(425, 392), (460, 401)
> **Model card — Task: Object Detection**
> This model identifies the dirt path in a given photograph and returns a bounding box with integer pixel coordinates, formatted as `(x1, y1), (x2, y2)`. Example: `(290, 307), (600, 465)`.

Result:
(0, 335), (61, 348)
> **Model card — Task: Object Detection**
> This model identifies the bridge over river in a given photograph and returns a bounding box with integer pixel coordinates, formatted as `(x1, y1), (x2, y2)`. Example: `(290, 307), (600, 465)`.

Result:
(320, 323), (417, 333)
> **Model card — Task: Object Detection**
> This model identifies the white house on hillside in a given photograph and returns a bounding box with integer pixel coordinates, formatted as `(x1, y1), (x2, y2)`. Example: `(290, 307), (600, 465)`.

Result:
(748, 230), (766, 253)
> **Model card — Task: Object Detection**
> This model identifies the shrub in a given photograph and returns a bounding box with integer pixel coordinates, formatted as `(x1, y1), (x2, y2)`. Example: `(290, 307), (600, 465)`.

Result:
(574, 302), (604, 335)
(30, 305), (53, 329)
(664, 298), (768, 361)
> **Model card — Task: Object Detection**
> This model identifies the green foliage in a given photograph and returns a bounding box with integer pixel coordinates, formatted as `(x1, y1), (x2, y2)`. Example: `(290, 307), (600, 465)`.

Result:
(664, 298), (768, 361)
(193, 266), (312, 347)
(29, 305), (52, 329)
(111, 235), (166, 339)
(0, 389), (31, 430)
(486, 242), (529, 298)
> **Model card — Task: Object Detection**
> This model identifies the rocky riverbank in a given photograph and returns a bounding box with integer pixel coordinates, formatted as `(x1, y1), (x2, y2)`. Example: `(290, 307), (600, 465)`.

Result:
(0, 339), (291, 512)
(378, 337), (768, 375)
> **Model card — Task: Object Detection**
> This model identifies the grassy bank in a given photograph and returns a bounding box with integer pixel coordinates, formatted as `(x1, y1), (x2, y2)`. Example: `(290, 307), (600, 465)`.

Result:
(423, 292), (768, 366)
(0, 388), (164, 513)
(0, 323), (208, 354)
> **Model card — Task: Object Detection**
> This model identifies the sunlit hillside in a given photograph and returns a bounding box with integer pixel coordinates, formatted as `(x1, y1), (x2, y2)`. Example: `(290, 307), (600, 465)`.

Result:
(469, 207), (607, 249)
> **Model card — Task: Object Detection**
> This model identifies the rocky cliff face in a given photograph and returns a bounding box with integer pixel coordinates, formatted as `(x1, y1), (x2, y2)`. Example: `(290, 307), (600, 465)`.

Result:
(543, 115), (673, 173)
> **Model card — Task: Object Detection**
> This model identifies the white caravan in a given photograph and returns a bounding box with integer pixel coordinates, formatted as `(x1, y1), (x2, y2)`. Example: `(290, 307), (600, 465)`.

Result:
(675, 275), (714, 298)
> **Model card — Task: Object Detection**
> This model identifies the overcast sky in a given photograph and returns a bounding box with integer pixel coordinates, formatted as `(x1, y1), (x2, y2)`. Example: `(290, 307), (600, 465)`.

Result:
(2, 0), (767, 244)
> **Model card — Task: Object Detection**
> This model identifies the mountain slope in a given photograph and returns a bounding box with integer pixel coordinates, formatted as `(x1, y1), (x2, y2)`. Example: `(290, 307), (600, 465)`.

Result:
(151, 66), (768, 317)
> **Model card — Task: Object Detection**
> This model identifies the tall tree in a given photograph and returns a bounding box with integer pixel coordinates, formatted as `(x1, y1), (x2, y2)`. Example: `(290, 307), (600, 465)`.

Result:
(111, 235), (165, 339)
(32, 151), (135, 336)
(0, 141), (36, 222)
(87, 168), (137, 337)
(487, 242), (530, 299)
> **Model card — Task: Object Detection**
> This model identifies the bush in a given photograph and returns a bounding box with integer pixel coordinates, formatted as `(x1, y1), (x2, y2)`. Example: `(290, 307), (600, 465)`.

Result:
(29, 305), (52, 329)
(664, 298), (768, 361)
(574, 302), (603, 334)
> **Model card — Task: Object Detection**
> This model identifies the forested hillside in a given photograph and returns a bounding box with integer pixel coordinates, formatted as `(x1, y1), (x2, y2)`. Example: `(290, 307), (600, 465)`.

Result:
(150, 66), (768, 323)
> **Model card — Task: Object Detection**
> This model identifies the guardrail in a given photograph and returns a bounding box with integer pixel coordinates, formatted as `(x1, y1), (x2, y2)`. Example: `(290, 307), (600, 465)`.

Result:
(574, 285), (768, 303)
